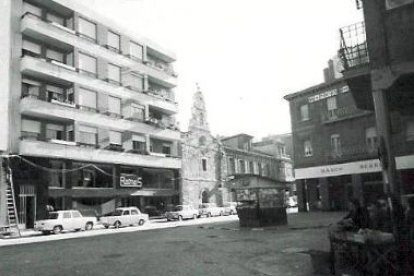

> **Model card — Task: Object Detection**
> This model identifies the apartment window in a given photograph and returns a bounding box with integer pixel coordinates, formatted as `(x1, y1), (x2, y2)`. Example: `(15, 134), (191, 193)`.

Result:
(131, 104), (145, 121)
(46, 49), (64, 63)
(21, 119), (41, 139)
(249, 161), (254, 174)
(107, 64), (121, 84)
(107, 31), (120, 51)
(202, 158), (207, 171)
(108, 96), (121, 115)
(365, 127), (378, 153)
(79, 126), (97, 145)
(228, 158), (235, 175)
(130, 74), (143, 91)
(162, 143), (171, 155)
(79, 88), (97, 111)
(46, 85), (64, 102)
(300, 104), (309, 121)
(239, 160), (246, 174)
(304, 140), (313, 157)
(46, 13), (65, 26)
(22, 39), (41, 57)
(258, 162), (263, 175)
(46, 124), (64, 140)
(130, 42), (143, 60)
(78, 17), (97, 41)
(23, 2), (42, 17)
(278, 145), (286, 156)
(109, 131), (122, 145)
(330, 134), (342, 157)
(132, 135), (146, 152)
(22, 79), (40, 98)
(253, 162), (259, 174)
(327, 97), (338, 119)
(67, 125), (74, 141)
(78, 53), (97, 76)
(406, 121), (414, 141)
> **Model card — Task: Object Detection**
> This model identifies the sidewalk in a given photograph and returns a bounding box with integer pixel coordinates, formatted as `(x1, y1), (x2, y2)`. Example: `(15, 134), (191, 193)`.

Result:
(0, 212), (345, 247)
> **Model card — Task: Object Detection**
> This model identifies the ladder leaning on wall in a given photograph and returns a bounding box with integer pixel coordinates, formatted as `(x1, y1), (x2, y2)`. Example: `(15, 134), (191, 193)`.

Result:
(1, 161), (21, 237)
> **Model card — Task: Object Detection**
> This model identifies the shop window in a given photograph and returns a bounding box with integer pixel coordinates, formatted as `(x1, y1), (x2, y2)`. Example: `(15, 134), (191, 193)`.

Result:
(130, 41), (143, 60)
(300, 104), (309, 121)
(365, 127), (378, 152)
(78, 17), (97, 41)
(330, 134), (342, 157)
(72, 163), (114, 188)
(142, 168), (174, 189)
(304, 140), (313, 157)
(49, 160), (64, 188)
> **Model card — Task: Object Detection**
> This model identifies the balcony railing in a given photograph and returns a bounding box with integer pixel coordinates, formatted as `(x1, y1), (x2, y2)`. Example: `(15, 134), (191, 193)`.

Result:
(326, 144), (378, 162)
(338, 21), (369, 70)
(145, 59), (177, 77)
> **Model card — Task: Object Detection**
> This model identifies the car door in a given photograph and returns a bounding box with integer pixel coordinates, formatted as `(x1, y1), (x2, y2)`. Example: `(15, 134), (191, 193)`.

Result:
(62, 211), (72, 230)
(130, 209), (139, 224)
(71, 211), (83, 229)
(122, 210), (131, 225)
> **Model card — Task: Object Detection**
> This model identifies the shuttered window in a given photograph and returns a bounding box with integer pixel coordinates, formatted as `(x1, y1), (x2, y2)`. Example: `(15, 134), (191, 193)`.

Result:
(22, 119), (41, 133)
(79, 126), (97, 145)
(46, 13), (65, 25)
(109, 131), (122, 145)
(132, 134), (146, 142)
(131, 74), (143, 90)
(131, 104), (145, 120)
(78, 53), (97, 75)
(300, 104), (309, 121)
(107, 31), (120, 50)
(23, 2), (42, 17)
(365, 127), (378, 152)
(46, 49), (64, 62)
(130, 42), (143, 60)
(107, 64), (121, 83)
(23, 40), (41, 55)
(79, 88), (97, 109)
(78, 17), (97, 40)
(46, 124), (64, 140)
(108, 96), (121, 114)
(304, 140), (313, 157)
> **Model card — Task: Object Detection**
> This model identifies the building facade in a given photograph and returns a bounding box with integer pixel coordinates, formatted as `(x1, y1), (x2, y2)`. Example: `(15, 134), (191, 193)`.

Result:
(284, 57), (414, 212)
(180, 87), (223, 208)
(0, 0), (180, 228)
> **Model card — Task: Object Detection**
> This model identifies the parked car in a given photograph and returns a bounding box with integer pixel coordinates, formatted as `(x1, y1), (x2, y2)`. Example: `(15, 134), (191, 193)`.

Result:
(144, 205), (164, 217)
(165, 205), (199, 221)
(198, 203), (224, 217)
(100, 207), (149, 228)
(34, 210), (97, 234)
(223, 202), (238, 215)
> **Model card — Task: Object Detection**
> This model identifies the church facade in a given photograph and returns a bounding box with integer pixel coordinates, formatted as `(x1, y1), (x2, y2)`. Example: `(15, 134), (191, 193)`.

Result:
(180, 87), (225, 207)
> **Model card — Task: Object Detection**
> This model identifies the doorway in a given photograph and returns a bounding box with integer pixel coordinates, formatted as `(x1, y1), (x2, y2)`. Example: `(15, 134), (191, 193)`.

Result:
(201, 190), (209, 203)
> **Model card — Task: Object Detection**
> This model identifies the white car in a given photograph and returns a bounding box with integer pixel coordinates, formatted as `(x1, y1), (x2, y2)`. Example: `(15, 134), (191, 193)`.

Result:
(165, 205), (199, 221)
(34, 210), (97, 234)
(198, 203), (225, 217)
(100, 207), (149, 228)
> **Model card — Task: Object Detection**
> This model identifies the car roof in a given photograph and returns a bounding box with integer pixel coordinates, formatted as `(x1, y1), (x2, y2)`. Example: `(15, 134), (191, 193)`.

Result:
(116, 207), (137, 210)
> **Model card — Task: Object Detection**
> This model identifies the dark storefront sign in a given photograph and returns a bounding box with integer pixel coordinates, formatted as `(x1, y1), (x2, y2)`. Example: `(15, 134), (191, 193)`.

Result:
(120, 173), (143, 188)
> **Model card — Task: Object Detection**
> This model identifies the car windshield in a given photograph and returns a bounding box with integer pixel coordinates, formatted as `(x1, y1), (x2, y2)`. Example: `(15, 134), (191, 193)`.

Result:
(174, 206), (183, 211)
(47, 213), (58, 219)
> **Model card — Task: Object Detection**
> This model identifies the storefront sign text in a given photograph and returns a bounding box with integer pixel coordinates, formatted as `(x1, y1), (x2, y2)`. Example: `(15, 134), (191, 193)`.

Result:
(120, 174), (143, 188)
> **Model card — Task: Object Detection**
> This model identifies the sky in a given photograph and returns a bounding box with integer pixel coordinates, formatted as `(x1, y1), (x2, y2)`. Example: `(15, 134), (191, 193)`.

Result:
(74, 0), (363, 139)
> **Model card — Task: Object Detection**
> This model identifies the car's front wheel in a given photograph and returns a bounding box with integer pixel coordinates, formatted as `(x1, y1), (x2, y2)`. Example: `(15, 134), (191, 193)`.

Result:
(85, 222), (93, 231)
(53, 225), (62, 234)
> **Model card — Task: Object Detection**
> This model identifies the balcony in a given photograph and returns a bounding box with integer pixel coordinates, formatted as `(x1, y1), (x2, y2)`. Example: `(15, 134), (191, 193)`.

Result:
(19, 139), (181, 169)
(326, 144), (378, 164)
(338, 21), (369, 70)
(20, 97), (181, 141)
(20, 55), (178, 114)
(321, 105), (372, 123)
(21, 12), (177, 88)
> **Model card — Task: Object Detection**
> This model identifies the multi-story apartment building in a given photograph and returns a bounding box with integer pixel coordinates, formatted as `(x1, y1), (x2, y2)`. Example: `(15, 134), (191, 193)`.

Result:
(284, 56), (414, 212)
(0, 0), (180, 228)
(338, 1), (414, 201)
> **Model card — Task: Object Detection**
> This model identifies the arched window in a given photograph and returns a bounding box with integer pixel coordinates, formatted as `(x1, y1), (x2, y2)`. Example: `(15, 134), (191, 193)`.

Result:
(199, 136), (206, 146)
(202, 190), (209, 203)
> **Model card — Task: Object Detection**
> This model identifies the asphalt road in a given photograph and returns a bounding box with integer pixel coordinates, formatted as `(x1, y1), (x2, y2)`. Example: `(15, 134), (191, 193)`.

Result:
(0, 215), (335, 276)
